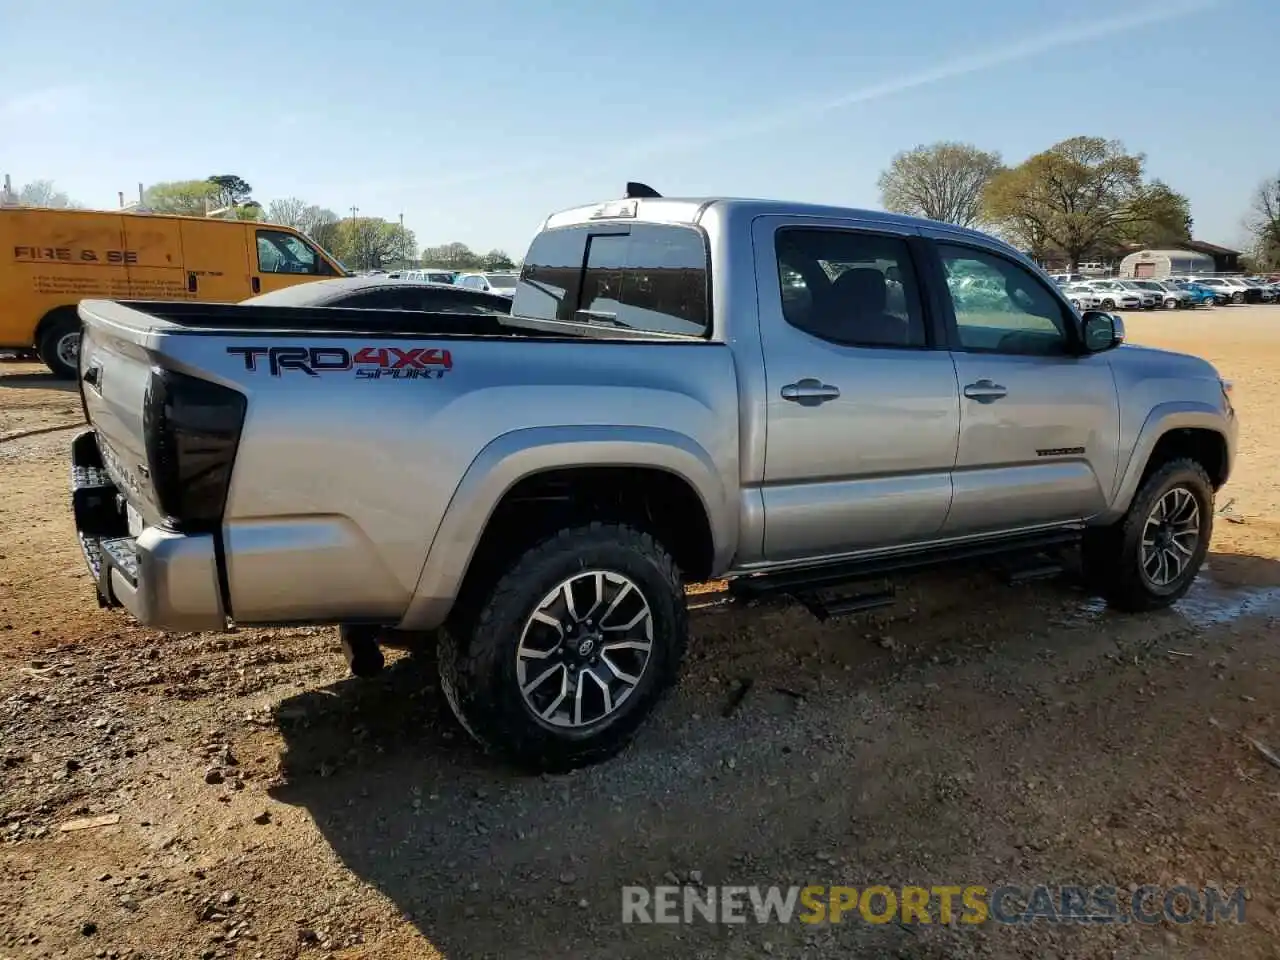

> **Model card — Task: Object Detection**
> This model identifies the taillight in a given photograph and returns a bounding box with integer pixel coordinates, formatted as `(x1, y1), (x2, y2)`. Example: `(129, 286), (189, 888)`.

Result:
(142, 368), (246, 531)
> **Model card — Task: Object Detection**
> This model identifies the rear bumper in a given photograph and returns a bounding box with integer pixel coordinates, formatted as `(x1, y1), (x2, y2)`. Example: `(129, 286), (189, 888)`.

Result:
(71, 430), (226, 631)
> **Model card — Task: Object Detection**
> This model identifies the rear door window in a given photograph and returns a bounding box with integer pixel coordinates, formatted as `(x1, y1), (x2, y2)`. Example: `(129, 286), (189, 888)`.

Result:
(515, 223), (710, 336)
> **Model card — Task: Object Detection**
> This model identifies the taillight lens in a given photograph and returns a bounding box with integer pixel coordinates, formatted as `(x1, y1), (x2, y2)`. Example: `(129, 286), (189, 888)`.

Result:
(142, 368), (246, 531)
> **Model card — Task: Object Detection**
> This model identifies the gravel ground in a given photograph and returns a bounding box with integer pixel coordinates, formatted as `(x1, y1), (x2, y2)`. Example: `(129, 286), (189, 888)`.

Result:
(3, 306), (1280, 959)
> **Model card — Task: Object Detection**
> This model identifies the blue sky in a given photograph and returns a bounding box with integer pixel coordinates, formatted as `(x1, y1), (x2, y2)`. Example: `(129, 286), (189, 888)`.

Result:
(3, 0), (1276, 256)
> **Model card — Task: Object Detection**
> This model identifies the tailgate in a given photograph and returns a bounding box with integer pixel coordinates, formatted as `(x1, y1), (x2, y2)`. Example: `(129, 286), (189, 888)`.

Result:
(77, 308), (162, 524)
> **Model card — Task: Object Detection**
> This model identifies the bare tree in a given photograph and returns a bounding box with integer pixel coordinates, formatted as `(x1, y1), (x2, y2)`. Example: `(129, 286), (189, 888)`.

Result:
(877, 142), (1004, 227)
(16, 179), (81, 208)
(265, 198), (341, 252)
(1245, 175), (1280, 270)
(266, 197), (309, 229)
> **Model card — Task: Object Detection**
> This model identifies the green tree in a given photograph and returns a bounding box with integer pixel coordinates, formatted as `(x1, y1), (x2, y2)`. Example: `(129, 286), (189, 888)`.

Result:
(207, 175), (254, 210)
(983, 137), (1191, 270)
(144, 179), (219, 215)
(331, 217), (417, 271)
(480, 249), (515, 270)
(422, 242), (481, 270)
(877, 142), (1004, 227)
(1119, 180), (1192, 248)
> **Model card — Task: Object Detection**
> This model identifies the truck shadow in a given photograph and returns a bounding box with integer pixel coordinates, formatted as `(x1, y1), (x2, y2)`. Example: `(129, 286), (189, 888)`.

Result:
(266, 551), (1280, 957)
(0, 369), (76, 392)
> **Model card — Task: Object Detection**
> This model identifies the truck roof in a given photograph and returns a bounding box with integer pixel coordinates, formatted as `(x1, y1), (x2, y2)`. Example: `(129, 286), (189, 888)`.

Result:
(0, 204), (300, 231)
(541, 195), (1017, 254)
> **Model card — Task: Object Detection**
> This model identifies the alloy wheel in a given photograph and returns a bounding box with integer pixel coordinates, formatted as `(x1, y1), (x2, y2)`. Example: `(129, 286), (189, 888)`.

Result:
(516, 570), (654, 728)
(1140, 487), (1201, 589)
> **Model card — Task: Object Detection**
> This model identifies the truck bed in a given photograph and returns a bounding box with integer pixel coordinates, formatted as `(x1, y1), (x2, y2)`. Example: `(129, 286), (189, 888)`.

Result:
(78, 299), (701, 342)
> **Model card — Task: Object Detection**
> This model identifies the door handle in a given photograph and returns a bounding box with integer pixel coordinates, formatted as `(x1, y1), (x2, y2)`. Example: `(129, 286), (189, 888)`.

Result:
(963, 379), (1008, 403)
(187, 272), (198, 293)
(781, 378), (841, 406)
(251, 276), (261, 294)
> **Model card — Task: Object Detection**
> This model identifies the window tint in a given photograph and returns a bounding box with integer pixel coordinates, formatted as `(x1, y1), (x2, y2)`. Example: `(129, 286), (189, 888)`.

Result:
(515, 227), (586, 322)
(577, 225), (708, 336)
(257, 230), (323, 275)
(939, 245), (1071, 356)
(774, 228), (926, 348)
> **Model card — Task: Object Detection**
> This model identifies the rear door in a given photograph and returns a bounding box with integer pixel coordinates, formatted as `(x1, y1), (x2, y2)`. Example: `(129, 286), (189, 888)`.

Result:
(754, 216), (961, 562)
(927, 237), (1119, 536)
(122, 215), (187, 300)
(179, 220), (251, 302)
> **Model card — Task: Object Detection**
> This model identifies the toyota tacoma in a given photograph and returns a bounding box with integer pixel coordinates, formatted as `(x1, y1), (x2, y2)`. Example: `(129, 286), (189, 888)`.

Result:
(69, 184), (1238, 770)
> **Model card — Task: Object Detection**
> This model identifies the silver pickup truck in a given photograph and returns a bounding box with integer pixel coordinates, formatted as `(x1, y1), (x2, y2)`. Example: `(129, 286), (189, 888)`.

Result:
(70, 184), (1237, 770)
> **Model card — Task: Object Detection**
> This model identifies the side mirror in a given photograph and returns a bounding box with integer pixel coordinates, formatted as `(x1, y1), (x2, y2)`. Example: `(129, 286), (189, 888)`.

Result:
(1082, 311), (1125, 352)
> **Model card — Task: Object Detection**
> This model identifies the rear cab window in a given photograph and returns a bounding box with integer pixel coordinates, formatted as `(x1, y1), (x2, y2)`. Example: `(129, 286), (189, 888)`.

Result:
(514, 223), (710, 337)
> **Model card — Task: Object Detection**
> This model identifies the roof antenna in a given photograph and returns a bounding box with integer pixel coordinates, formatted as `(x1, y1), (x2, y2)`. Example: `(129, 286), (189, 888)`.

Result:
(625, 181), (662, 199)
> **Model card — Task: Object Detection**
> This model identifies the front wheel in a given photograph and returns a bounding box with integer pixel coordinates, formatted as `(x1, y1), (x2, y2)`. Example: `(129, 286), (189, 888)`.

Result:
(1082, 459), (1213, 612)
(1232, 292), (1245, 304)
(1164, 298), (1180, 309)
(438, 522), (688, 771)
(1101, 298), (1116, 310)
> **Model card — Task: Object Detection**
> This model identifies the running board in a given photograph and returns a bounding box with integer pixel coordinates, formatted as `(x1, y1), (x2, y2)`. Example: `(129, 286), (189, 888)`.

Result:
(728, 527), (1083, 602)
(797, 586), (897, 623)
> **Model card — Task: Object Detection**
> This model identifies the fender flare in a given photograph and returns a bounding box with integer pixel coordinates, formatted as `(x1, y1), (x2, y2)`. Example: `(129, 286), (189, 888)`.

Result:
(1098, 401), (1230, 523)
(398, 424), (733, 630)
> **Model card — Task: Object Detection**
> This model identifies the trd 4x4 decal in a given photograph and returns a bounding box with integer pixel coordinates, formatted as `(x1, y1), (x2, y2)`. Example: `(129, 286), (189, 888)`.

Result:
(226, 345), (453, 379)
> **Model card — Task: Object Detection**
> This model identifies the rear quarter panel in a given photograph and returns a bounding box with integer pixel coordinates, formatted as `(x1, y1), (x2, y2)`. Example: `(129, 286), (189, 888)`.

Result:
(152, 333), (742, 626)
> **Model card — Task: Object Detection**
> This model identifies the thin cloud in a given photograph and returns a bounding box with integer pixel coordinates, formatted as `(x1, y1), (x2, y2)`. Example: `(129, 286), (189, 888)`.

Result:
(410, 0), (1222, 191)
(621, 0), (1223, 163)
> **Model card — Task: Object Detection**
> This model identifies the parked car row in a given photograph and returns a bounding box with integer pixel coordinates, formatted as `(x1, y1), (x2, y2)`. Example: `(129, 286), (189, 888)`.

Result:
(375, 268), (521, 299)
(1054, 274), (1280, 311)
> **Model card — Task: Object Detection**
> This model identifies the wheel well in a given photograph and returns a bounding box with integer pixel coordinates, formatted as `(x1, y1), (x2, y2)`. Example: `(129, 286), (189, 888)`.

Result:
(1140, 428), (1228, 489)
(33, 305), (79, 348)
(455, 466), (715, 614)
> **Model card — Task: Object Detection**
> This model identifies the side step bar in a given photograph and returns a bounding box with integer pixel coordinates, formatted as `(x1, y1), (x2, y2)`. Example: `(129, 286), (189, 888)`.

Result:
(727, 526), (1083, 617)
(70, 430), (132, 608)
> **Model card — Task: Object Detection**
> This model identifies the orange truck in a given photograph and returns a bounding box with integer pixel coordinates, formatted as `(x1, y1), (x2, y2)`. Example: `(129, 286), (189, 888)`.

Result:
(0, 206), (346, 377)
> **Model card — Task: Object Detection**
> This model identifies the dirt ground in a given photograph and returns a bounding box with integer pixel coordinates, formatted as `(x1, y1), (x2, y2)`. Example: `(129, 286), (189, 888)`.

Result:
(3, 306), (1280, 960)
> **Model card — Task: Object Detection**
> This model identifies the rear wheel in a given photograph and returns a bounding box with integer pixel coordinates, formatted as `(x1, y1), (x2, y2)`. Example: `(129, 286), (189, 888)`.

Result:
(1231, 291), (1245, 304)
(1101, 298), (1116, 310)
(437, 522), (688, 771)
(35, 312), (81, 379)
(1164, 297), (1179, 309)
(1082, 459), (1213, 612)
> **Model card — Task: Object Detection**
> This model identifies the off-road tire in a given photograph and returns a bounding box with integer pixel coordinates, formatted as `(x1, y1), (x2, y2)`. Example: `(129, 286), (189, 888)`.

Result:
(437, 522), (688, 772)
(36, 312), (81, 380)
(1082, 458), (1213, 612)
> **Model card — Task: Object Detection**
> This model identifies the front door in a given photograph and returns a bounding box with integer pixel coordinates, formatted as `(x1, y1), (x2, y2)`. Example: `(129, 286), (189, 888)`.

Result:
(930, 239), (1120, 536)
(755, 217), (961, 563)
(252, 227), (331, 296)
